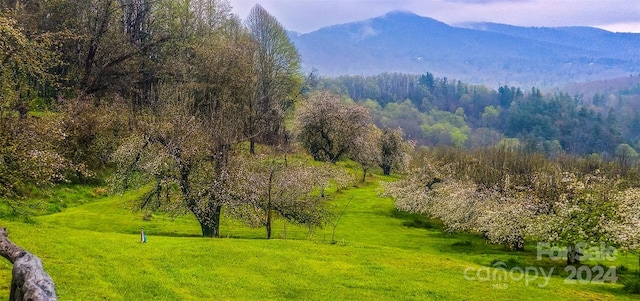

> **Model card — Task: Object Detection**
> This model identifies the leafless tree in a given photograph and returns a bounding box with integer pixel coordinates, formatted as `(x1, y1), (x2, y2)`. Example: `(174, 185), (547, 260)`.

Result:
(295, 91), (371, 163)
(245, 4), (302, 153)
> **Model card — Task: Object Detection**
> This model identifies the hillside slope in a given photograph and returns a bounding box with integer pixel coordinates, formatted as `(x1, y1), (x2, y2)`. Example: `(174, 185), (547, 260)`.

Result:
(290, 11), (640, 87)
(0, 179), (636, 300)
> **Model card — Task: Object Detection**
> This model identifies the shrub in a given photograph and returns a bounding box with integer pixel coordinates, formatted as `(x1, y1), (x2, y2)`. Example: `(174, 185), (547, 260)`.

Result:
(623, 275), (640, 294)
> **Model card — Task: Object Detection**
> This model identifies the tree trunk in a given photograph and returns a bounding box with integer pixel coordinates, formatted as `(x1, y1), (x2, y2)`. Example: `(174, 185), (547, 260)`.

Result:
(16, 100), (28, 120)
(382, 165), (391, 176)
(511, 236), (525, 251)
(266, 168), (274, 239)
(250, 139), (255, 155)
(200, 223), (216, 238)
(283, 222), (287, 239)
(266, 209), (272, 239)
(211, 205), (221, 238)
(198, 206), (222, 238)
(0, 227), (57, 301)
(567, 243), (582, 265)
(361, 168), (367, 182)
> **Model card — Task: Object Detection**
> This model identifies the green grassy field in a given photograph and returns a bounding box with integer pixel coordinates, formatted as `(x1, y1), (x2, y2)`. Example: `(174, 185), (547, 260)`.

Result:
(0, 175), (638, 300)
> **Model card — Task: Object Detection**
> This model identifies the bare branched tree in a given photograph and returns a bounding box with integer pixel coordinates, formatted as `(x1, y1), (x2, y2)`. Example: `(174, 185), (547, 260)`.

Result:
(295, 91), (371, 163)
(245, 4), (302, 153)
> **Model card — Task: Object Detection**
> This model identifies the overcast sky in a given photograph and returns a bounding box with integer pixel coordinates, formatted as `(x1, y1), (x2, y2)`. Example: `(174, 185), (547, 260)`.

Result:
(229, 0), (640, 33)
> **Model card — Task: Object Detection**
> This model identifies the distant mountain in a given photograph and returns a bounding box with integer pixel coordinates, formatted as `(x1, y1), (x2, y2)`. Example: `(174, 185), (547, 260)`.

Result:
(289, 11), (640, 87)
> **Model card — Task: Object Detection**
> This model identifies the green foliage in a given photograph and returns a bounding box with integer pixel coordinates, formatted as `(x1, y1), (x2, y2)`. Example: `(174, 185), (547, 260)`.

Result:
(319, 72), (640, 158)
(0, 13), (59, 115)
(376, 99), (426, 141)
(246, 4), (303, 149)
(421, 119), (470, 148)
(623, 275), (640, 294)
(480, 105), (500, 127)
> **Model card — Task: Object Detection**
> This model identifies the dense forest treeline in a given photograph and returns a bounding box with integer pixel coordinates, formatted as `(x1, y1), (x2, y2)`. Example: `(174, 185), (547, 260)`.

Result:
(318, 72), (640, 158)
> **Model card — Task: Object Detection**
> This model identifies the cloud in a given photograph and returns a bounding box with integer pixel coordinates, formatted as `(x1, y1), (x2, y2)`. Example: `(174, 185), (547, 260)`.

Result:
(442, 0), (530, 3)
(229, 0), (640, 33)
(360, 23), (379, 38)
(597, 22), (640, 33)
(412, 0), (640, 30)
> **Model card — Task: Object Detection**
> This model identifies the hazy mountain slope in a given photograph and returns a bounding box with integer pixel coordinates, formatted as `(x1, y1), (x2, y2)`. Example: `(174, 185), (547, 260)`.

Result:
(465, 22), (640, 59)
(290, 11), (640, 87)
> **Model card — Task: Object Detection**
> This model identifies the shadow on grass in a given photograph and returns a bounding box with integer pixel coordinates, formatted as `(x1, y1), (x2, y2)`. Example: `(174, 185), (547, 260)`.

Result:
(133, 231), (203, 238)
(129, 231), (280, 239)
(388, 208), (541, 262)
(136, 231), (305, 240)
(389, 209), (437, 230)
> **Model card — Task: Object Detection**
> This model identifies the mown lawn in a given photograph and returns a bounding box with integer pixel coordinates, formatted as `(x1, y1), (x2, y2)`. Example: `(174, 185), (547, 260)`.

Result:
(0, 176), (637, 300)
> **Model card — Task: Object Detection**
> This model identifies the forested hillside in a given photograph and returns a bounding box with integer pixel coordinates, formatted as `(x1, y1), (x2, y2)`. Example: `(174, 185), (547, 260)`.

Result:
(290, 11), (640, 87)
(318, 72), (640, 158)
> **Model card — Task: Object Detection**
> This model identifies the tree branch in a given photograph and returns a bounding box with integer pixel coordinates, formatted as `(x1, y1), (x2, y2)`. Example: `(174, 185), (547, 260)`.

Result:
(0, 227), (57, 301)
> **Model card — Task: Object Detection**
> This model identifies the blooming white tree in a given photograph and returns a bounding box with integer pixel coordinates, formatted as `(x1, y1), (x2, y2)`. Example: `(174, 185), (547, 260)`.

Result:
(350, 124), (382, 182)
(386, 170), (536, 250)
(111, 84), (247, 237)
(382, 158), (444, 215)
(232, 158), (330, 239)
(379, 127), (414, 176)
(526, 172), (620, 263)
(609, 188), (640, 252)
(384, 148), (636, 254)
(475, 191), (538, 250)
(295, 91), (371, 163)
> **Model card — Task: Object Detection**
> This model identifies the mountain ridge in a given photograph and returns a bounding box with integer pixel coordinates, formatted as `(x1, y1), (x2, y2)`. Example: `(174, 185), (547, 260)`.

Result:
(289, 12), (640, 87)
